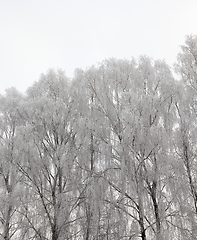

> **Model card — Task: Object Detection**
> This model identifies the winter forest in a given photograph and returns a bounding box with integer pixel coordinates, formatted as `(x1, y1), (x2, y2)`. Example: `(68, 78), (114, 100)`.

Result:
(1, 35), (197, 240)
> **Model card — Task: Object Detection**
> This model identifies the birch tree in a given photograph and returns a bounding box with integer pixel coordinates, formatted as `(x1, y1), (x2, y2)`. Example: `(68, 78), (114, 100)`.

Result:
(0, 88), (25, 240)
(81, 57), (177, 239)
(173, 35), (197, 239)
(16, 70), (83, 240)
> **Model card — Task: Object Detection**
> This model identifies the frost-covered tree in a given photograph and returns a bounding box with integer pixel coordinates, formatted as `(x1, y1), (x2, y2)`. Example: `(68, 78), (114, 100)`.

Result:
(15, 70), (84, 240)
(2, 37), (197, 239)
(173, 35), (197, 239)
(0, 88), (25, 240)
(76, 57), (176, 239)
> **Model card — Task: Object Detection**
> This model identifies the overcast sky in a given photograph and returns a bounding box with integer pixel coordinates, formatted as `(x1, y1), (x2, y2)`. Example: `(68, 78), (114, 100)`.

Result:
(0, 0), (196, 94)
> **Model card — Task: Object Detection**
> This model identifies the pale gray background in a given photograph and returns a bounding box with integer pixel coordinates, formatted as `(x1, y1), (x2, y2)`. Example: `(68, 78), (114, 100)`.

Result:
(0, 0), (196, 93)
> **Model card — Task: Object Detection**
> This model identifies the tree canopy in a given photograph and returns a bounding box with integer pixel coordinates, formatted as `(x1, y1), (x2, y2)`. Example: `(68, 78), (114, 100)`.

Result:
(1, 35), (197, 240)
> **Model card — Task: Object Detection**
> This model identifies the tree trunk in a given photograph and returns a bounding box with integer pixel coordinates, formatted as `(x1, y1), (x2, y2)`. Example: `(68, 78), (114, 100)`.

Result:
(151, 181), (161, 240)
(138, 168), (147, 240)
(183, 141), (197, 214)
(3, 205), (12, 240)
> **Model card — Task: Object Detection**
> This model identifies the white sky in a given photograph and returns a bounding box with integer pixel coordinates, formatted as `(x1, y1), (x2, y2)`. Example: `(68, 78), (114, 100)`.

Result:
(0, 0), (196, 94)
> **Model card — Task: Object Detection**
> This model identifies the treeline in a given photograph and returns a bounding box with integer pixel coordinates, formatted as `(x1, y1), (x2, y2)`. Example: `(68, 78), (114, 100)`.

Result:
(0, 35), (197, 240)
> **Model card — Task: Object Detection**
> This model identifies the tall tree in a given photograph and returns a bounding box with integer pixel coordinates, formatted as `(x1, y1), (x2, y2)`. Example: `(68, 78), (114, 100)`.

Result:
(173, 35), (197, 239)
(0, 88), (25, 240)
(16, 70), (83, 240)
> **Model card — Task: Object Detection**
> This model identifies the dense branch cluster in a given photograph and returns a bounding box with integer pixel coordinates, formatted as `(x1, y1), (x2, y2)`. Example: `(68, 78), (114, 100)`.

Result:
(1, 35), (197, 240)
